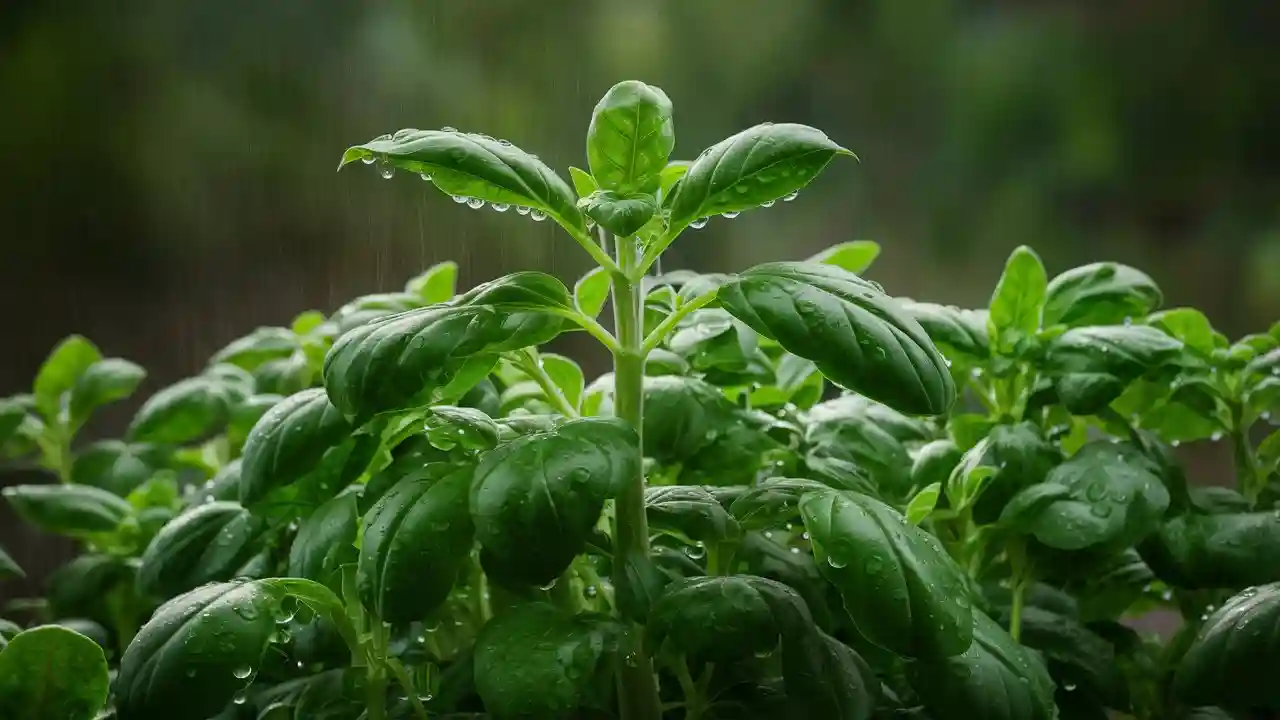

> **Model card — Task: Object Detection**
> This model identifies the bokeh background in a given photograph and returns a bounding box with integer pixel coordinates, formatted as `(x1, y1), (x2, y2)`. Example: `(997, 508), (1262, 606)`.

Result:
(3, 0), (1279, 600)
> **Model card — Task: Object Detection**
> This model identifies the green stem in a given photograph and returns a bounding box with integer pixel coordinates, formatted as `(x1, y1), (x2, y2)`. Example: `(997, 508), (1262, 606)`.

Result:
(1007, 540), (1029, 643)
(553, 308), (621, 354)
(386, 657), (429, 720)
(1231, 408), (1261, 503)
(640, 289), (719, 355)
(366, 670), (388, 720)
(515, 349), (580, 417)
(675, 656), (705, 720)
(609, 233), (663, 720)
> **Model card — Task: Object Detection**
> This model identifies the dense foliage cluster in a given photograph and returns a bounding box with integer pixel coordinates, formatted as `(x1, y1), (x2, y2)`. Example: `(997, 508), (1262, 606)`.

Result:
(1, 81), (1278, 720)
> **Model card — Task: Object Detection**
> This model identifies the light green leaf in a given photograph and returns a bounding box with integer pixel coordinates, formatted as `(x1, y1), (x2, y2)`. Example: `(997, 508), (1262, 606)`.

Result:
(905, 483), (941, 525)
(127, 376), (232, 445)
(539, 353), (585, 411)
(404, 261), (459, 304)
(568, 166), (598, 199)
(574, 266), (612, 319)
(137, 502), (265, 597)
(1146, 307), (1215, 356)
(67, 358), (146, 431)
(34, 335), (103, 421)
(0, 546), (23, 580)
(586, 80), (674, 194)
(807, 241), (881, 275)
(1044, 262), (1163, 327)
(987, 245), (1047, 355)
(210, 328), (298, 371)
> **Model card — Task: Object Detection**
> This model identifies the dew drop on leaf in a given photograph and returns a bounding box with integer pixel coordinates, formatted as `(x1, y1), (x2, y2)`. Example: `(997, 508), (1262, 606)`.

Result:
(760, 199), (775, 208)
(827, 555), (849, 569)
(233, 666), (253, 679)
(782, 191), (799, 202)
(583, 585), (599, 599)
(529, 209), (547, 222)
(685, 542), (706, 560)
(492, 203), (510, 213)
(233, 690), (247, 705)
(420, 172), (433, 182)
(721, 211), (740, 219)
(441, 126), (457, 133)
(360, 154), (376, 165)
(690, 218), (708, 230)
(539, 578), (559, 591)
(516, 206), (530, 216)
(452, 195), (470, 205)
(467, 197), (486, 210)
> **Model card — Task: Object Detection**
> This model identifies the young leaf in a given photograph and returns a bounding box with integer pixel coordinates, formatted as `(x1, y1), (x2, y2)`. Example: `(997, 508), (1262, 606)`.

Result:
(404, 260), (459, 304)
(209, 327), (298, 371)
(1044, 262), (1163, 327)
(1174, 582), (1280, 711)
(471, 418), (638, 587)
(33, 335), (103, 421)
(473, 603), (622, 718)
(137, 502), (264, 597)
(987, 245), (1047, 355)
(574, 266), (612, 319)
(2, 484), (132, 537)
(339, 130), (588, 237)
(67, 358), (146, 430)
(0, 625), (109, 720)
(0, 546), (23, 580)
(577, 189), (657, 237)
(127, 376), (232, 445)
(539, 353), (585, 411)
(899, 302), (991, 364)
(799, 489), (973, 659)
(718, 262), (955, 416)
(586, 80), (674, 194)
(807, 240), (881, 275)
(905, 483), (941, 525)
(667, 124), (854, 232)
(287, 492), (359, 594)
(644, 485), (741, 545)
(568, 166), (599, 198)
(238, 388), (351, 507)
(659, 160), (690, 200)
(1146, 307), (1215, 355)
(358, 467), (475, 623)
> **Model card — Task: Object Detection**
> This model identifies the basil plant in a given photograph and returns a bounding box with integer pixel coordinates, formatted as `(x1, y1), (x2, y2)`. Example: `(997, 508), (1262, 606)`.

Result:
(1, 80), (1278, 720)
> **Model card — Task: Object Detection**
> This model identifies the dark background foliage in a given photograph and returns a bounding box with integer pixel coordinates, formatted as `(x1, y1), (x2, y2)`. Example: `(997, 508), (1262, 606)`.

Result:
(3, 0), (1278, 600)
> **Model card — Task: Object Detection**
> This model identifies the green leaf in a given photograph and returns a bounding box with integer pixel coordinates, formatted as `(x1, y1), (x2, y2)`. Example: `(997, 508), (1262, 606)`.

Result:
(291, 310), (327, 336)
(970, 422), (1062, 525)
(802, 396), (919, 501)
(1044, 325), (1184, 414)
(987, 245), (1047, 355)
(807, 240), (881, 275)
(667, 123), (853, 232)
(577, 189), (657, 237)
(0, 399), (28, 446)
(331, 292), (423, 334)
(323, 273), (569, 422)
(3, 484), (132, 537)
(46, 554), (132, 621)
(70, 440), (166, 496)
(115, 579), (296, 720)
(910, 439), (962, 498)
(287, 492), (359, 593)
(1000, 442), (1169, 551)
(472, 418), (637, 587)
(473, 603), (621, 718)
(574, 266), (611, 319)
(127, 376), (232, 445)
(729, 477), (833, 530)
(799, 489), (973, 658)
(67, 358), (146, 430)
(238, 388), (351, 507)
(907, 611), (1057, 720)
(568, 166), (598, 198)
(404, 261), (459, 304)
(340, 129), (587, 237)
(905, 483), (941, 525)
(1011, 606), (1127, 706)
(34, 335), (103, 421)
(1146, 307), (1215, 356)
(539, 353), (585, 412)
(210, 327), (298, 371)
(0, 625), (109, 720)
(659, 160), (690, 201)
(0, 546), (23, 580)
(137, 502), (265, 597)
(719, 262), (955, 415)
(1044, 262), (1163, 327)
(358, 467), (475, 623)
(641, 376), (744, 464)
(425, 405), (502, 451)
(227, 393), (284, 453)
(645, 485), (740, 545)
(586, 80), (674, 194)
(1174, 582), (1280, 711)
(1142, 511), (1280, 589)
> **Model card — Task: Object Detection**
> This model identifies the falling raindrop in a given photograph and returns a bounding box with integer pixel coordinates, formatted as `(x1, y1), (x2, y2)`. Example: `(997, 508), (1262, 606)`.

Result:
(782, 191), (800, 202)
(516, 206), (531, 216)
(721, 211), (740, 219)
(419, 172), (433, 182)
(466, 197), (486, 209)
(492, 203), (510, 213)
(690, 218), (708, 229)
(530, 209), (547, 222)
(378, 160), (395, 180)
(452, 195), (470, 204)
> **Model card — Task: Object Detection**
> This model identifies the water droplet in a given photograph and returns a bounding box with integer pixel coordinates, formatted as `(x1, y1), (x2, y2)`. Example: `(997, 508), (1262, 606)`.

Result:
(441, 126), (457, 133)
(789, 547), (800, 554)
(763, 531), (774, 539)
(1123, 317), (1133, 326)
(583, 585), (599, 599)
(1064, 682), (1077, 692)
(1211, 431), (1224, 442)
(233, 666), (253, 679)
(721, 211), (740, 219)
(296, 660), (304, 669)
(782, 191), (799, 202)
(452, 195), (470, 204)
(1171, 440), (1181, 447)
(761, 199), (775, 208)
(516, 206), (530, 215)
(185, 668), (197, 678)
(801, 532), (810, 540)
(393, 128), (418, 140)
(466, 197), (486, 209)
(274, 597), (298, 624)
(539, 578), (559, 591)
(625, 652), (639, 667)
(492, 203), (510, 212)
(690, 218), (708, 229)
(529, 209), (547, 222)
(419, 172), (433, 182)
(498, 139), (512, 147)
(360, 154), (376, 165)
(378, 159), (395, 179)
(685, 542), (707, 560)
(827, 555), (849, 569)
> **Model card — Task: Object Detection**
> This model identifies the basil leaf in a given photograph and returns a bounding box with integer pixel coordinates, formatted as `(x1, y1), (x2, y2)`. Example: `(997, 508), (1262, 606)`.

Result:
(138, 502), (265, 597)
(648, 575), (782, 662)
(987, 245), (1047, 355)
(34, 335), (103, 421)
(807, 240), (881, 275)
(1044, 262), (1163, 327)
(586, 80), (674, 194)
(719, 262), (955, 416)
(799, 489), (973, 658)
(1043, 325), (1184, 414)
(1141, 511), (1280, 589)
(331, 292), (423, 334)
(471, 418), (637, 587)
(287, 492), (359, 593)
(568, 166), (598, 198)
(899, 301), (991, 365)
(0, 625), (109, 720)
(1174, 582), (1280, 712)
(1146, 307), (1215, 356)
(577, 189), (657, 237)
(0, 546), (22, 581)
(574, 266), (612, 320)
(970, 422), (1062, 526)
(358, 467), (474, 623)
(2, 484), (132, 537)
(729, 477), (833, 530)
(67, 358), (146, 431)
(210, 327), (298, 371)
(910, 439), (963, 497)
(127, 376), (232, 445)
(340, 130), (587, 237)
(404, 260), (459, 304)
(667, 123), (853, 231)
(239, 388), (351, 507)
(70, 440), (166, 496)
(644, 485), (741, 545)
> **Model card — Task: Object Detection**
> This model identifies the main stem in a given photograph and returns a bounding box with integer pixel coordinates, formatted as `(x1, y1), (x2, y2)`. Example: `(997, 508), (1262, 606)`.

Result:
(610, 233), (662, 720)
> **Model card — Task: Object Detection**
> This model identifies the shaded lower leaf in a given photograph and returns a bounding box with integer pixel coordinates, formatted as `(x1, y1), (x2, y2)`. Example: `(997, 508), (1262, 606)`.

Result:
(3, 483), (132, 537)
(1174, 582), (1280, 711)
(0, 625), (110, 720)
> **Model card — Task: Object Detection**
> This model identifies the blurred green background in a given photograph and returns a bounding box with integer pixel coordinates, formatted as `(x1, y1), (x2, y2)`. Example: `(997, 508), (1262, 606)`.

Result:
(2, 0), (1279, 593)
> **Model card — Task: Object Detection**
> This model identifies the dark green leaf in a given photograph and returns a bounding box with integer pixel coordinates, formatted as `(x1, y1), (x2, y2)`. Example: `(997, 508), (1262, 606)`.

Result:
(729, 477), (833, 530)
(807, 240), (881, 275)
(987, 245), (1047, 355)
(70, 440), (165, 496)
(472, 418), (637, 587)
(1174, 582), (1280, 711)
(736, 532), (835, 631)
(641, 375), (744, 464)
(34, 335), (103, 421)
(0, 625), (109, 720)
(1044, 325), (1183, 414)
(405, 261), (459, 304)
(802, 397), (915, 501)
(899, 301), (990, 364)
(287, 492), (359, 593)
(648, 575), (782, 663)
(970, 422), (1062, 525)
(1000, 442), (1169, 551)
(1010, 606), (1127, 707)
(910, 439), (962, 497)
(799, 489), (973, 658)
(667, 123), (853, 231)
(667, 308), (759, 375)
(67, 358), (146, 430)
(907, 611), (1057, 720)
(127, 376), (232, 445)
(718, 262), (955, 416)
(1044, 262), (1163, 327)
(1142, 511), (1280, 589)
(586, 80), (674, 194)
(3, 484), (132, 537)
(340, 130), (587, 237)
(645, 485), (740, 545)
(577, 189), (656, 237)
(137, 502), (265, 597)
(358, 467), (474, 623)
(227, 393), (284, 453)
(252, 351), (314, 396)
(210, 327), (298, 371)
(46, 554), (131, 621)
(239, 388), (352, 507)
